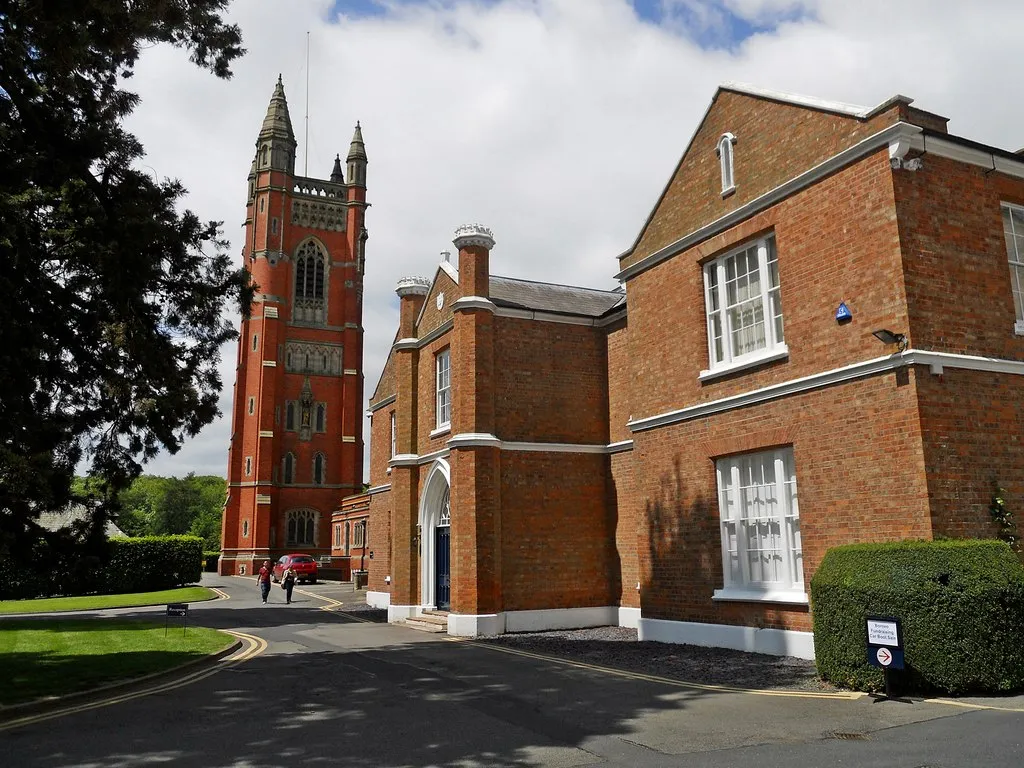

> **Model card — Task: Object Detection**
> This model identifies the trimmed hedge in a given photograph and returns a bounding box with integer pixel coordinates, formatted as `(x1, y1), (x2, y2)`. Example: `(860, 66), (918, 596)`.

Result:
(811, 539), (1024, 695)
(203, 551), (220, 573)
(102, 536), (203, 593)
(0, 535), (203, 600)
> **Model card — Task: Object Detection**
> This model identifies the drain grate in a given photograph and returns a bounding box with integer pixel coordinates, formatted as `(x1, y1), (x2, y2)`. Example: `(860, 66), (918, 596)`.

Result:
(830, 732), (870, 741)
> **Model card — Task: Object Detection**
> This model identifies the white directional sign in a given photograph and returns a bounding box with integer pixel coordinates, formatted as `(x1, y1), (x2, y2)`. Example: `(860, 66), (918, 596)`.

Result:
(876, 647), (893, 667)
(867, 619), (899, 646)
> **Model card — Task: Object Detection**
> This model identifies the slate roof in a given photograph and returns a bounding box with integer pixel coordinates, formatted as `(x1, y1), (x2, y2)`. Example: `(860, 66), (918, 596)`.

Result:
(37, 504), (126, 539)
(489, 275), (624, 318)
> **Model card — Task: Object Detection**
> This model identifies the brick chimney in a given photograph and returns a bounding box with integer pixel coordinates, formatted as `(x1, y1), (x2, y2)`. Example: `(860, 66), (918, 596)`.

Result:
(453, 224), (495, 297)
(395, 276), (431, 337)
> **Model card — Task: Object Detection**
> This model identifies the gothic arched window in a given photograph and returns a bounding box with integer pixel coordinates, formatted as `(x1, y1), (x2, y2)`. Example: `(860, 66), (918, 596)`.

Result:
(313, 453), (325, 485)
(286, 509), (317, 546)
(295, 241), (326, 300)
(717, 132), (737, 195)
(283, 452), (295, 484)
(315, 403), (326, 433)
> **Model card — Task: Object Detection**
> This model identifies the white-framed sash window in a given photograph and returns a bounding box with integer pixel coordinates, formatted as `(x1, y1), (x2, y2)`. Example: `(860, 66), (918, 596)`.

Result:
(703, 235), (785, 373)
(1000, 202), (1024, 334)
(435, 348), (451, 429)
(715, 447), (804, 602)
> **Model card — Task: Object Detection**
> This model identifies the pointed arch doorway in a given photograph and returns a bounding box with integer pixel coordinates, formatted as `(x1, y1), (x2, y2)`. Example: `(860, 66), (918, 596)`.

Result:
(419, 459), (452, 611)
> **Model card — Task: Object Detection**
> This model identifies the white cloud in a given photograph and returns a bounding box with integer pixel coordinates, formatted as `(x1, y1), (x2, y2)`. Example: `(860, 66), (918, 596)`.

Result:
(126, 0), (1024, 478)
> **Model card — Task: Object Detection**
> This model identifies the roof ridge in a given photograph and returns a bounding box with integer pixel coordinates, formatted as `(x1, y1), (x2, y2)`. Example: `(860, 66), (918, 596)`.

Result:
(490, 273), (620, 294)
(720, 81), (913, 119)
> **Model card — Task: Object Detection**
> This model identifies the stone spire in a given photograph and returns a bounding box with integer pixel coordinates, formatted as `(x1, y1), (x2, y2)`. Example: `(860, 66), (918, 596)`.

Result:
(330, 154), (344, 184)
(255, 74), (297, 175)
(346, 121), (367, 187)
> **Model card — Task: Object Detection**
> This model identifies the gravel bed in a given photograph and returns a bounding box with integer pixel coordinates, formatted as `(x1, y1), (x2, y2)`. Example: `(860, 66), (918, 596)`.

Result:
(338, 599), (388, 623)
(477, 626), (834, 692)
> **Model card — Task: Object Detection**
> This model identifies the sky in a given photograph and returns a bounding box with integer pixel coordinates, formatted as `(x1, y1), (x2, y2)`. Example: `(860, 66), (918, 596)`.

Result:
(125, 0), (1024, 479)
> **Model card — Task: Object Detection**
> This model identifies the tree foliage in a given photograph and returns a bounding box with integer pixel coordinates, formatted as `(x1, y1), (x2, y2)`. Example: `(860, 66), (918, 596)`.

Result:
(0, 1), (249, 556)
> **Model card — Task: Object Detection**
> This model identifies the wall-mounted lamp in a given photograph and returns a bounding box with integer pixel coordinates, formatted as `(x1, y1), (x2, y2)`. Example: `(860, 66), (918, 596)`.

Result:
(872, 328), (908, 351)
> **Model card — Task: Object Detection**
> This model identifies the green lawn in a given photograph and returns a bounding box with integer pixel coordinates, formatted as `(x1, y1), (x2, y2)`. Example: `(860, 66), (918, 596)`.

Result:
(0, 619), (233, 706)
(0, 586), (217, 615)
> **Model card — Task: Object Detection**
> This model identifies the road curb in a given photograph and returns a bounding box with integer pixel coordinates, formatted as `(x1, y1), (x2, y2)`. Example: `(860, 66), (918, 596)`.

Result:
(0, 587), (226, 619)
(0, 636), (241, 724)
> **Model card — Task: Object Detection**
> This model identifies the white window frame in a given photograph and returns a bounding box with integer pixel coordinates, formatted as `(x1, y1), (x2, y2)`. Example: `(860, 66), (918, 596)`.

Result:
(713, 447), (805, 604)
(701, 234), (787, 379)
(435, 348), (451, 430)
(717, 132), (737, 196)
(390, 411), (397, 459)
(1000, 202), (1024, 335)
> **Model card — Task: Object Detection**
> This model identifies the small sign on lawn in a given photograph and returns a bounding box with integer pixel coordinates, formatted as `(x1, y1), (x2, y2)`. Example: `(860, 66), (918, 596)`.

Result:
(165, 602), (189, 636)
(866, 614), (904, 700)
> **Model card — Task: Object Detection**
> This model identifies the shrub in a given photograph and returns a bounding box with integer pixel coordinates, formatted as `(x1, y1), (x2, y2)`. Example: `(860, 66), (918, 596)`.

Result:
(203, 551), (220, 573)
(101, 535), (204, 593)
(811, 539), (1024, 695)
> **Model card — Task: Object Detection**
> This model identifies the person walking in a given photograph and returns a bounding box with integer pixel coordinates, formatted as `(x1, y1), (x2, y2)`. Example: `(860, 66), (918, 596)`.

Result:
(281, 563), (297, 604)
(257, 560), (272, 604)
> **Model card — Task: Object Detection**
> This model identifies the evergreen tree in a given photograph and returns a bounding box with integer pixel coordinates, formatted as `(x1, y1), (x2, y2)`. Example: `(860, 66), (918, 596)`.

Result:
(0, 2), (249, 558)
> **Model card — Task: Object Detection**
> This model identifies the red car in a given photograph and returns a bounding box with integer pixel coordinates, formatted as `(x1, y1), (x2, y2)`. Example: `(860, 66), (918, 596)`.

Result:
(272, 554), (319, 584)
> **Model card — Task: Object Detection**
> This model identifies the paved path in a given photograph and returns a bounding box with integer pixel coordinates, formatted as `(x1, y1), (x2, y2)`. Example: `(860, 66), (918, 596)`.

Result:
(2, 575), (1022, 767)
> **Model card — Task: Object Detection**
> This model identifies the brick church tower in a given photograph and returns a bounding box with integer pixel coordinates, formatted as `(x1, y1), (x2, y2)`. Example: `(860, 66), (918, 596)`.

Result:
(220, 76), (368, 576)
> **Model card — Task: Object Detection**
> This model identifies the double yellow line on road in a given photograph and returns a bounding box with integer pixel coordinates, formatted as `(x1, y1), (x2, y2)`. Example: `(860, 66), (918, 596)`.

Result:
(0, 629), (267, 732)
(293, 587), (374, 623)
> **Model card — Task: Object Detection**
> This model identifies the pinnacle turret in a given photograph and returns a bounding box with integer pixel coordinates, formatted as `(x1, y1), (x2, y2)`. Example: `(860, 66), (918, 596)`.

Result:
(346, 122), (367, 188)
(330, 154), (344, 183)
(254, 75), (297, 175)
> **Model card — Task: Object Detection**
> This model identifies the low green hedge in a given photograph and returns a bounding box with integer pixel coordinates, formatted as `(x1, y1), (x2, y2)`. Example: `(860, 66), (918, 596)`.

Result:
(0, 535), (203, 600)
(102, 536), (203, 593)
(203, 551), (220, 572)
(811, 539), (1024, 695)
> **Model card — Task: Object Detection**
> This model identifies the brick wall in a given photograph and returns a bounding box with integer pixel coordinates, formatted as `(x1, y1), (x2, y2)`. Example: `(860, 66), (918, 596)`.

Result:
(916, 368), (1024, 541)
(609, 451), (639, 609)
(627, 148), (907, 422)
(499, 452), (615, 611)
(367, 491), (393, 593)
(622, 90), (902, 270)
(606, 319), (631, 444)
(634, 369), (931, 632)
(493, 317), (609, 444)
(893, 156), (1024, 360)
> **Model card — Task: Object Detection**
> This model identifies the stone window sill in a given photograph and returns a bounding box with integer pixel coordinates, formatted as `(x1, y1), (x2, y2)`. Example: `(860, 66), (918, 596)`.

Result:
(699, 345), (789, 382)
(712, 586), (808, 606)
(429, 425), (451, 440)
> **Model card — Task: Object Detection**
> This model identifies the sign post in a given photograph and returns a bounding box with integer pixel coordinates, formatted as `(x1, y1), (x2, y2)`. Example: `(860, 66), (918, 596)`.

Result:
(866, 615), (904, 699)
(165, 603), (189, 637)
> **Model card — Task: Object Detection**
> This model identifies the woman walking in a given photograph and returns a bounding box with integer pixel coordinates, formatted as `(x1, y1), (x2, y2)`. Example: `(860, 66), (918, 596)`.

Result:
(282, 563), (297, 604)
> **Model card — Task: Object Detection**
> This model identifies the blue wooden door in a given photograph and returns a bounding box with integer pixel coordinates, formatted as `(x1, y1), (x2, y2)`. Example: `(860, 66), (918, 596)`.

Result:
(435, 524), (451, 610)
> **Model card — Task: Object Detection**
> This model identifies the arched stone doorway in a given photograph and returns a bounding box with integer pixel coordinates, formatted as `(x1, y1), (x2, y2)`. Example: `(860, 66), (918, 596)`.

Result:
(418, 459), (451, 610)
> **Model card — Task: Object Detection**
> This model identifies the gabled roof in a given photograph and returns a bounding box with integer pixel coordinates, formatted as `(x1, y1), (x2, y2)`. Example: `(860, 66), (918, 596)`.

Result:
(490, 275), (623, 318)
(617, 82), (913, 264)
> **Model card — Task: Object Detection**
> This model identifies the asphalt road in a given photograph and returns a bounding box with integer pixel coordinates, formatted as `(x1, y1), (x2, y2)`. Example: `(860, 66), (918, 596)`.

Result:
(2, 575), (1022, 767)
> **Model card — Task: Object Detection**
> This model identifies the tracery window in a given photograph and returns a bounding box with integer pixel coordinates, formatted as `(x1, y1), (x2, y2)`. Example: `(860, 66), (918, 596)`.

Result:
(287, 509), (317, 546)
(294, 240), (327, 325)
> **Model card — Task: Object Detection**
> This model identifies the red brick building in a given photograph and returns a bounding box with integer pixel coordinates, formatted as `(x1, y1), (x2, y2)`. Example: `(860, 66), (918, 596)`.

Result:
(220, 77), (368, 576)
(367, 82), (1023, 657)
(328, 493), (371, 583)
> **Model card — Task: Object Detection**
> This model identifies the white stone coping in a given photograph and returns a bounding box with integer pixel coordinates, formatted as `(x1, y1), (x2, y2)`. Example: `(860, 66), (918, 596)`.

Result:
(395, 276), (431, 297)
(453, 224), (495, 251)
(638, 617), (815, 660)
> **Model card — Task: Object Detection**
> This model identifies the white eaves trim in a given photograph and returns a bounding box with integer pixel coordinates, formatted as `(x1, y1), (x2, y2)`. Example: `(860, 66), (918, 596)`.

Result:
(391, 319), (454, 353)
(367, 483), (391, 496)
(387, 437), (635, 466)
(616, 122), (921, 283)
(367, 393), (396, 415)
(629, 349), (1024, 434)
(439, 259), (459, 284)
(911, 132), (1024, 181)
